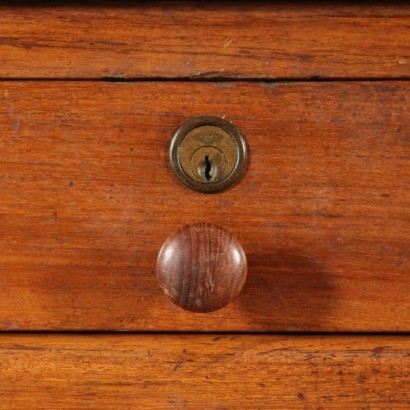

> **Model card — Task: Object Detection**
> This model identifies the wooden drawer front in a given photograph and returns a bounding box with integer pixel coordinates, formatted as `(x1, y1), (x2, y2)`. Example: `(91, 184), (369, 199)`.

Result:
(0, 335), (409, 409)
(0, 3), (409, 80)
(1, 82), (408, 331)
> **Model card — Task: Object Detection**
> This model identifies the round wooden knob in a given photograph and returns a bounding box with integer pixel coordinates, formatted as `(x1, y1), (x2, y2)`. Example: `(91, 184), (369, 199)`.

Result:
(156, 223), (247, 313)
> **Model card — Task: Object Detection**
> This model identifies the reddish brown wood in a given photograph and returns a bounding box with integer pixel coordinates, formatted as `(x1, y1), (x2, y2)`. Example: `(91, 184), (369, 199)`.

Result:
(157, 223), (247, 312)
(0, 81), (408, 331)
(0, 3), (409, 79)
(0, 334), (408, 409)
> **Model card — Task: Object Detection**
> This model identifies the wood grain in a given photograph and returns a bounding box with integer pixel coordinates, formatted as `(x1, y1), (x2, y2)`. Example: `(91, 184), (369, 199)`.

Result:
(0, 2), (409, 79)
(0, 81), (409, 331)
(0, 334), (408, 409)
(157, 223), (247, 313)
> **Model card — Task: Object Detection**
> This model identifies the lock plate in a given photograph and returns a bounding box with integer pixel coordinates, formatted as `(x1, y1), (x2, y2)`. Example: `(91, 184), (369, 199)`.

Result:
(169, 116), (247, 193)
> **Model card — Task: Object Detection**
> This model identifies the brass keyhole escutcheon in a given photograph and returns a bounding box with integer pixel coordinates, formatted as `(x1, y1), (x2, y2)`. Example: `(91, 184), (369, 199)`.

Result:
(169, 116), (247, 193)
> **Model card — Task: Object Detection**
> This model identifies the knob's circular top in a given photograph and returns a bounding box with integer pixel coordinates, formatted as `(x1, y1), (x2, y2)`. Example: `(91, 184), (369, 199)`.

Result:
(156, 223), (247, 313)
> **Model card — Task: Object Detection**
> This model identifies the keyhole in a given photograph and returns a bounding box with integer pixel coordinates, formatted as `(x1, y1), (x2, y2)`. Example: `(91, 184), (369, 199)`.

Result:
(197, 155), (217, 182)
(204, 156), (212, 181)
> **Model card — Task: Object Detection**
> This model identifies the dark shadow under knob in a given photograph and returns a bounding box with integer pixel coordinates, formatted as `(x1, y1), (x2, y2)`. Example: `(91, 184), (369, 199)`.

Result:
(156, 223), (247, 313)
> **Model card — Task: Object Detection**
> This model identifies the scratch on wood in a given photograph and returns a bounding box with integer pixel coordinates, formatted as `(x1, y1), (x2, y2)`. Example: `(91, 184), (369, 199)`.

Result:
(12, 119), (19, 132)
(223, 38), (232, 48)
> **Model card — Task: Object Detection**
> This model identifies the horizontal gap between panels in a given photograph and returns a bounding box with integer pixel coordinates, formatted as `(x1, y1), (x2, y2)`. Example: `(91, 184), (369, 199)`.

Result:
(0, 331), (408, 336)
(0, 77), (409, 83)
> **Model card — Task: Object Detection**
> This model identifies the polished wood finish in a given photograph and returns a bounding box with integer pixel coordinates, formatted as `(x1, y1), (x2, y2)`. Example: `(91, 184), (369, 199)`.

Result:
(0, 334), (408, 409)
(1, 4), (407, 409)
(0, 81), (408, 331)
(157, 223), (247, 312)
(0, 3), (409, 80)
